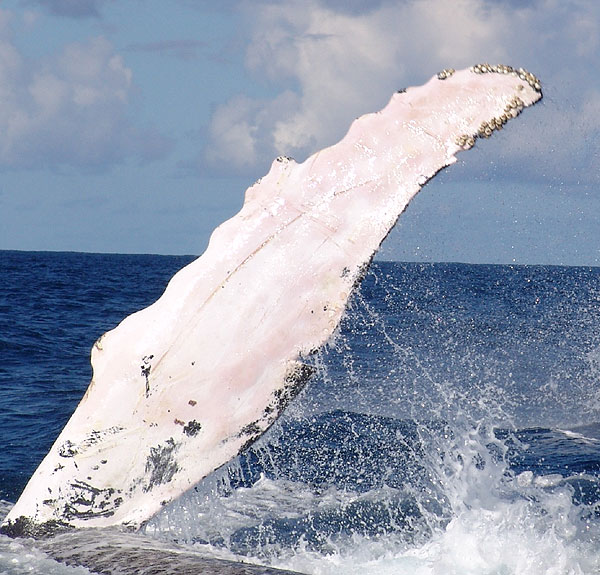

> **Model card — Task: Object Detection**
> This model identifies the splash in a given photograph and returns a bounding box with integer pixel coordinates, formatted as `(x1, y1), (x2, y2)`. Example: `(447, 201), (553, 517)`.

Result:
(145, 263), (600, 575)
(3, 67), (543, 534)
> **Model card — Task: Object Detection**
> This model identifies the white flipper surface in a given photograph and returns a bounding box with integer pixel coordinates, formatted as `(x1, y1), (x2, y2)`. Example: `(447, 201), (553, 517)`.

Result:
(3, 66), (542, 534)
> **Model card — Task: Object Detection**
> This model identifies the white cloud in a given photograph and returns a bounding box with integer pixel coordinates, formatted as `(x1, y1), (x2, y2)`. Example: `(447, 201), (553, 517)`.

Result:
(206, 95), (262, 168)
(205, 0), (511, 171)
(0, 17), (169, 170)
(204, 90), (301, 170)
(204, 0), (600, 188)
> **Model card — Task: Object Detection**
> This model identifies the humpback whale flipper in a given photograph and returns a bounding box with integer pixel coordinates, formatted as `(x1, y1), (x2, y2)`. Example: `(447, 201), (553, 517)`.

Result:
(2, 66), (542, 535)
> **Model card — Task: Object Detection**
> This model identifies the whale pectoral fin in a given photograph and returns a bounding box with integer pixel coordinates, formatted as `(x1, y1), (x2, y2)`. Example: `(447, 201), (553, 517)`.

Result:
(2, 65), (542, 534)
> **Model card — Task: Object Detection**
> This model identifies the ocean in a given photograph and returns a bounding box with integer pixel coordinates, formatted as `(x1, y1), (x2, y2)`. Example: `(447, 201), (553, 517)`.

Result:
(1, 250), (599, 574)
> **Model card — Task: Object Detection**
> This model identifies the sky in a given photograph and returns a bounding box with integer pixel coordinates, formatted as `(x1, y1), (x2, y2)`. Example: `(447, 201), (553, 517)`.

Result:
(0, 0), (598, 265)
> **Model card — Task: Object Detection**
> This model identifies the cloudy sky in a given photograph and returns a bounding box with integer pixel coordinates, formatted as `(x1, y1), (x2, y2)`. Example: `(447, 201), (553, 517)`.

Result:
(0, 0), (598, 264)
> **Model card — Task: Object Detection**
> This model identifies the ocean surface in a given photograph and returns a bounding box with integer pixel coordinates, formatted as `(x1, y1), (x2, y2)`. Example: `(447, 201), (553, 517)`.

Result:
(1, 250), (599, 574)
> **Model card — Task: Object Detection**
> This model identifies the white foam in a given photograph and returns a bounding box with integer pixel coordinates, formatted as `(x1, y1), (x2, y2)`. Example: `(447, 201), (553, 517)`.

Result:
(269, 484), (598, 575)
(144, 429), (600, 575)
(0, 533), (91, 574)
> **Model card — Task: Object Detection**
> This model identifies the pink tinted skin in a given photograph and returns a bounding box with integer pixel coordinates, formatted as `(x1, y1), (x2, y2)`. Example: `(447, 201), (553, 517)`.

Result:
(4, 66), (541, 533)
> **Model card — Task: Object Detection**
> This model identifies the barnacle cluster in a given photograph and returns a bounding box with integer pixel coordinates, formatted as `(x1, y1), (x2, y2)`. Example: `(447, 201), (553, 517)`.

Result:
(476, 94), (525, 141)
(504, 95), (526, 119)
(471, 63), (542, 93)
(455, 71), (534, 150)
(455, 134), (476, 149)
(437, 68), (456, 80)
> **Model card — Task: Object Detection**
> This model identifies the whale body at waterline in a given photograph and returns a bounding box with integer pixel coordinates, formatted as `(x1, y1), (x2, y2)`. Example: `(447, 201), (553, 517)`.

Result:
(2, 65), (542, 536)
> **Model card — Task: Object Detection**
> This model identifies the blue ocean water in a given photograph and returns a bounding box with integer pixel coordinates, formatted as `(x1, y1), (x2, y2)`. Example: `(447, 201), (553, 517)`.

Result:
(1, 250), (599, 574)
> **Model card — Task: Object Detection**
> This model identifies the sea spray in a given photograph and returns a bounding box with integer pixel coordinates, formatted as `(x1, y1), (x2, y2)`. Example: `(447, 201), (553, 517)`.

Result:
(4, 255), (597, 573)
(144, 262), (600, 574)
